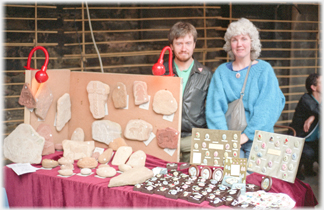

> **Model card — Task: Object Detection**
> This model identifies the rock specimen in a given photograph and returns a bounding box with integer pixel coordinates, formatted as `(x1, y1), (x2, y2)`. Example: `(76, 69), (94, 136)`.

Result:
(3, 123), (45, 164)
(124, 119), (153, 141)
(58, 156), (74, 165)
(96, 167), (117, 178)
(98, 164), (110, 169)
(35, 82), (54, 120)
(36, 123), (55, 155)
(118, 164), (132, 172)
(18, 83), (36, 109)
(111, 146), (133, 165)
(153, 90), (178, 115)
(92, 120), (122, 145)
(71, 127), (85, 142)
(58, 169), (73, 176)
(126, 150), (146, 167)
(112, 82), (127, 108)
(77, 157), (98, 169)
(156, 127), (180, 149)
(42, 159), (58, 168)
(108, 166), (154, 187)
(133, 81), (149, 105)
(87, 81), (110, 119)
(56, 93), (71, 131)
(109, 137), (128, 151)
(80, 168), (92, 175)
(62, 140), (95, 160)
(60, 164), (74, 170)
(98, 148), (113, 164)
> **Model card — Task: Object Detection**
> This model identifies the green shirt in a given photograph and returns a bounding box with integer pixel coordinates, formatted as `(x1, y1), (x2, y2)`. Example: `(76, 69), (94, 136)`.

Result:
(174, 60), (194, 94)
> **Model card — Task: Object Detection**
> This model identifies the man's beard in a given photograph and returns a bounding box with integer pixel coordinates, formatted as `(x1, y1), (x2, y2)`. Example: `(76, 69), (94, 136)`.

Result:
(176, 53), (192, 62)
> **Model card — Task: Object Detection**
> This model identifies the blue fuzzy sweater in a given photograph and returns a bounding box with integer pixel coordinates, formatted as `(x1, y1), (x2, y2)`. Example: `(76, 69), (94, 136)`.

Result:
(206, 60), (285, 140)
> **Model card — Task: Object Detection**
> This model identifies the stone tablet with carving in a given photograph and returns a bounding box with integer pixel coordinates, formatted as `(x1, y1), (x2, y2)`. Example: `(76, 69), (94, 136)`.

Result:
(92, 120), (122, 145)
(62, 140), (95, 160)
(36, 123), (55, 155)
(87, 81), (110, 119)
(56, 93), (71, 132)
(18, 83), (36, 109)
(77, 157), (98, 169)
(124, 119), (153, 141)
(109, 137), (128, 151)
(111, 146), (133, 166)
(126, 150), (146, 167)
(35, 82), (54, 120)
(71, 127), (85, 142)
(153, 89), (178, 115)
(3, 123), (45, 164)
(156, 127), (180, 149)
(108, 166), (154, 187)
(133, 81), (149, 105)
(112, 82), (127, 109)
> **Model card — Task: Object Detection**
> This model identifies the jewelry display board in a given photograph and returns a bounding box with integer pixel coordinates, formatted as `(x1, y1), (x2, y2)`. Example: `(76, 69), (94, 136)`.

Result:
(189, 128), (241, 167)
(223, 158), (247, 183)
(247, 130), (305, 183)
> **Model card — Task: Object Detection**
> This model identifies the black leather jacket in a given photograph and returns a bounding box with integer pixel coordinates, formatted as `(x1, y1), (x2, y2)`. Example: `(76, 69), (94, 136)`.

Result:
(163, 59), (213, 137)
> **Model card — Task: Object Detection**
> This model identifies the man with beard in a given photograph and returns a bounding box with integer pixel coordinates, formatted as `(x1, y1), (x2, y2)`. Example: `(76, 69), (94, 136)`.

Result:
(162, 22), (213, 162)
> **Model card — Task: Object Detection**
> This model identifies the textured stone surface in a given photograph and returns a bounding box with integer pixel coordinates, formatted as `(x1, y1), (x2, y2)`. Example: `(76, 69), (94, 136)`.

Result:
(112, 82), (127, 108)
(58, 156), (74, 165)
(111, 146), (133, 166)
(77, 157), (98, 169)
(62, 140), (95, 160)
(98, 148), (113, 164)
(35, 82), (54, 120)
(92, 120), (122, 145)
(3, 123), (45, 164)
(56, 93), (71, 131)
(133, 81), (149, 105)
(96, 167), (117, 177)
(124, 119), (153, 141)
(109, 137), (128, 151)
(87, 81), (110, 119)
(98, 164), (110, 169)
(126, 150), (146, 167)
(108, 166), (154, 187)
(36, 123), (55, 155)
(153, 89), (178, 115)
(92, 152), (100, 160)
(18, 83), (36, 109)
(58, 169), (73, 176)
(71, 127), (85, 142)
(156, 127), (180, 149)
(42, 159), (58, 168)
(118, 164), (132, 172)
(60, 164), (74, 170)
(80, 168), (92, 175)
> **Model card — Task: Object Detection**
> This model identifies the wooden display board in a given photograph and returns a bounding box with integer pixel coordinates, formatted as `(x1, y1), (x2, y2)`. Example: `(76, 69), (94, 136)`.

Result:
(25, 70), (182, 162)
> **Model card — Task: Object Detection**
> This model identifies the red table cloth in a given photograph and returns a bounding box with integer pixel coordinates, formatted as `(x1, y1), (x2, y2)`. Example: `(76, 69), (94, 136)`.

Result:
(4, 151), (318, 208)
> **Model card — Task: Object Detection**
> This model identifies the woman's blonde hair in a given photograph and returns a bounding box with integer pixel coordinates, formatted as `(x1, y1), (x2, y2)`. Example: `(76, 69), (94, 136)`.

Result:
(223, 18), (261, 60)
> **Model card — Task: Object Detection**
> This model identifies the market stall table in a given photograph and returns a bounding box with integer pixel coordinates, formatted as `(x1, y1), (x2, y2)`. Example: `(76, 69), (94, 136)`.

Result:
(3, 151), (318, 208)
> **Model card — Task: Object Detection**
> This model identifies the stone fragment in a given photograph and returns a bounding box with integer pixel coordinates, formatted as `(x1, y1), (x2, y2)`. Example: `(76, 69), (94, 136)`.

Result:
(98, 164), (110, 169)
(118, 164), (132, 172)
(58, 169), (73, 176)
(96, 167), (117, 178)
(56, 93), (71, 131)
(126, 150), (146, 167)
(112, 82), (127, 109)
(36, 123), (55, 155)
(71, 127), (85, 142)
(111, 146), (133, 166)
(42, 159), (58, 168)
(62, 140), (95, 160)
(58, 156), (74, 165)
(77, 157), (98, 169)
(124, 119), (153, 141)
(153, 89), (178, 115)
(156, 127), (180, 149)
(92, 152), (100, 160)
(35, 82), (54, 120)
(87, 81), (110, 119)
(3, 123), (45, 164)
(18, 83), (36, 109)
(98, 148), (114, 164)
(92, 120), (122, 145)
(109, 137), (128, 151)
(133, 81), (149, 105)
(55, 143), (63, 151)
(108, 166), (154, 187)
(60, 164), (74, 170)
(81, 168), (92, 175)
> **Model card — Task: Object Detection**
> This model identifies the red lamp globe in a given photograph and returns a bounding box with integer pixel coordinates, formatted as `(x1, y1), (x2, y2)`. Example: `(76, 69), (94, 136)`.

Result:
(24, 46), (49, 83)
(152, 46), (174, 77)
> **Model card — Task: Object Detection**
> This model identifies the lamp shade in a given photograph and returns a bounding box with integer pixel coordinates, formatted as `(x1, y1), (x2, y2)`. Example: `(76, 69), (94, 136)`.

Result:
(24, 46), (49, 83)
(152, 46), (174, 77)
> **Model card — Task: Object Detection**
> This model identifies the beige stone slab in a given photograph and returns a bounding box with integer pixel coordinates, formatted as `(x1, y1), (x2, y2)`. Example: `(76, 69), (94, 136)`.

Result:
(62, 140), (95, 160)
(98, 148), (113, 164)
(133, 81), (149, 105)
(126, 150), (146, 167)
(124, 119), (153, 141)
(108, 166), (154, 187)
(112, 82), (127, 109)
(108, 137), (128, 151)
(111, 146), (133, 166)
(71, 127), (85, 142)
(42, 159), (59, 168)
(56, 93), (71, 132)
(35, 82), (54, 120)
(153, 89), (178, 115)
(92, 120), (122, 145)
(18, 83), (36, 109)
(36, 123), (55, 155)
(87, 81), (110, 119)
(96, 167), (117, 178)
(77, 157), (98, 169)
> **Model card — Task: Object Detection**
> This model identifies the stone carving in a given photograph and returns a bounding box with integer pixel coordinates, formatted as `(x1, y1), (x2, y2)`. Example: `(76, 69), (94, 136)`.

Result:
(153, 89), (178, 115)
(126, 150), (146, 167)
(3, 123), (45, 164)
(109, 137), (128, 151)
(18, 83), (36, 109)
(96, 167), (117, 178)
(58, 169), (73, 176)
(112, 82), (127, 109)
(77, 157), (98, 169)
(98, 148), (113, 164)
(58, 156), (74, 165)
(42, 159), (58, 168)
(98, 164), (110, 169)
(124, 119), (153, 141)
(87, 81), (110, 119)
(111, 146), (133, 166)
(60, 164), (74, 170)
(80, 168), (92, 175)
(118, 164), (132, 172)
(156, 127), (180, 149)
(133, 81), (149, 105)
(92, 120), (122, 145)
(71, 127), (85, 142)
(62, 140), (95, 160)
(36, 123), (55, 155)
(35, 82), (54, 120)
(108, 166), (154, 188)
(56, 93), (71, 131)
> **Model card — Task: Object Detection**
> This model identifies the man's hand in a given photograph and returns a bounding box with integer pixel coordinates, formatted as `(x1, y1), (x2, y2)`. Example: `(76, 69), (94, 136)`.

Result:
(240, 133), (249, 146)
(304, 115), (315, 132)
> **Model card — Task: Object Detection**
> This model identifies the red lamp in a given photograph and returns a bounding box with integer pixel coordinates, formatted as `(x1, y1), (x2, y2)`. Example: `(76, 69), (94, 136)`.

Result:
(152, 46), (174, 76)
(24, 46), (49, 83)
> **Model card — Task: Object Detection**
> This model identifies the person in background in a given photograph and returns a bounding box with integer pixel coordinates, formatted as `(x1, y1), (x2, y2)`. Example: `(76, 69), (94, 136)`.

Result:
(205, 18), (285, 159)
(290, 73), (321, 180)
(163, 21), (213, 162)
